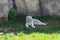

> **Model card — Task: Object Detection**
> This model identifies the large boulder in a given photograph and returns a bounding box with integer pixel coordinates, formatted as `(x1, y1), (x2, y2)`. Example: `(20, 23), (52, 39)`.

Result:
(0, 0), (8, 4)
(15, 0), (41, 16)
(0, 4), (9, 21)
(41, 0), (60, 16)
(8, 0), (13, 10)
(0, 0), (13, 21)
(15, 0), (26, 14)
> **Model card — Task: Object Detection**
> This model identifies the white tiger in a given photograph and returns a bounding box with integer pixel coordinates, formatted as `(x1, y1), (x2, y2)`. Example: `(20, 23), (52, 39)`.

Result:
(25, 16), (48, 28)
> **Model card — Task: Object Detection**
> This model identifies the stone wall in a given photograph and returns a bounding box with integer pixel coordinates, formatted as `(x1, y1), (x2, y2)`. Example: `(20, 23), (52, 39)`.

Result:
(15, 0), (26, 15)
(15, 0), (41, 16)
(41, 0), (60, 16)
(0, 0), (60, 21)
(15, 0), (60, 16)
(0, 0), (13, 21)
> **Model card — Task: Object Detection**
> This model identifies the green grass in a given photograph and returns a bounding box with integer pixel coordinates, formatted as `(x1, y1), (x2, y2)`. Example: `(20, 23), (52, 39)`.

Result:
(0, 15), (60, 40)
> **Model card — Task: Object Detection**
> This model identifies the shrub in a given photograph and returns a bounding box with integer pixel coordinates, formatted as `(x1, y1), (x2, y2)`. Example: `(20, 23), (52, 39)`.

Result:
(8, 9), (16, 22)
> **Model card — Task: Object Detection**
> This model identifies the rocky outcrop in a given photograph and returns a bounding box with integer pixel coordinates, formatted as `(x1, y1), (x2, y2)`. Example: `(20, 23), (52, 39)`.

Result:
(1, 0), (60, 19)
(15, 0), (41, 16)
(15, 0), (26, 15)
(0, 0), (13, 21)
(41, 0), (60, 16)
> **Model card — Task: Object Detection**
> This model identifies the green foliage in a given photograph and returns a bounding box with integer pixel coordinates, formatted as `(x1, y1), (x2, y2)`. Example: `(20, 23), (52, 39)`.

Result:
(0, 15), (60, 40)
(0, 9), (16, 26)
(8, 9), (16, 22)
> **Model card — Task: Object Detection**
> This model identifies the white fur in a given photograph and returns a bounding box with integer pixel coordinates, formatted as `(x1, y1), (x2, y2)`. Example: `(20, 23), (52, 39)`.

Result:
(25, 16), (47, 28)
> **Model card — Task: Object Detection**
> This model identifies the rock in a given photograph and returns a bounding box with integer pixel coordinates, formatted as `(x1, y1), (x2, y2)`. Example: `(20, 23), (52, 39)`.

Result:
(0, 4), (9, 21)
(8, 0), (13, 10)
(15, 0), (41, 16)
(41, 0), (60, 16)
(0, 0), (13, 22)
(0, 0), (8, 4)
(15, 0), (26, 15)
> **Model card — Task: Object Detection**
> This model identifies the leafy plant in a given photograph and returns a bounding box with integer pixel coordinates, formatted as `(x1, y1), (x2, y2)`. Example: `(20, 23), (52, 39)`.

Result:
(8, 9), (16, 22)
